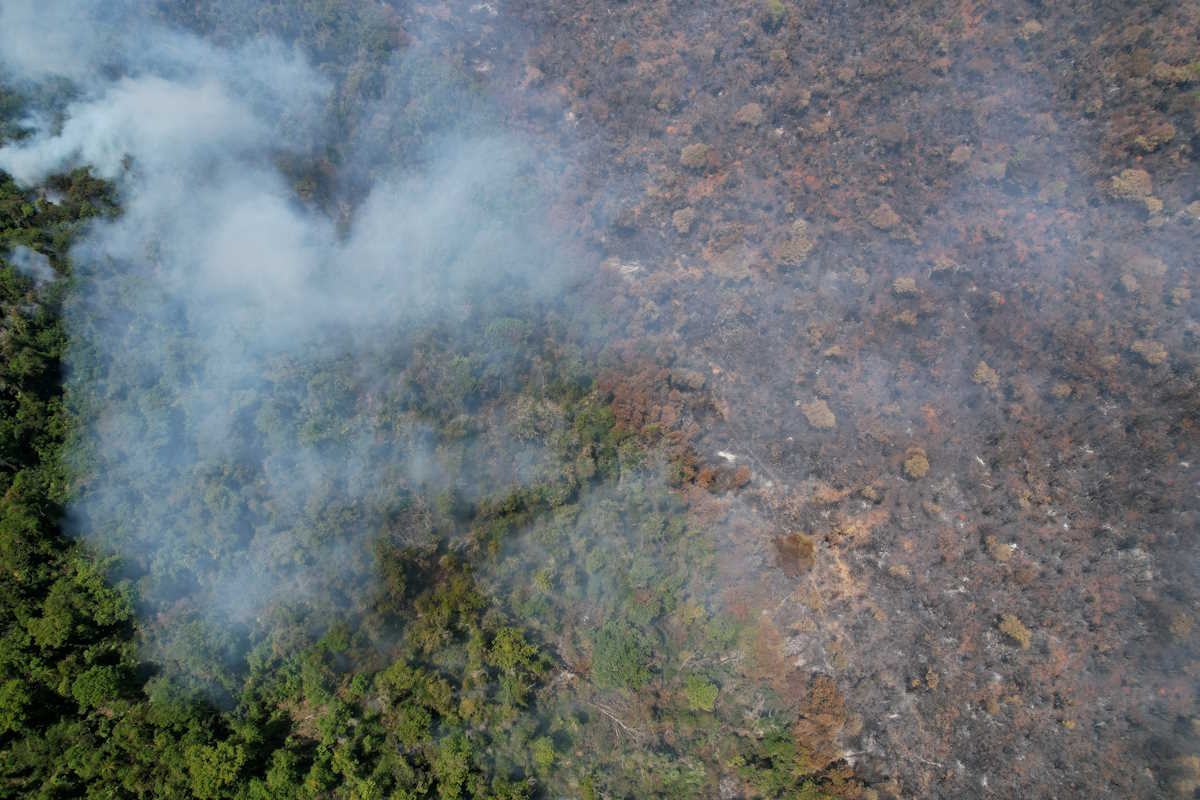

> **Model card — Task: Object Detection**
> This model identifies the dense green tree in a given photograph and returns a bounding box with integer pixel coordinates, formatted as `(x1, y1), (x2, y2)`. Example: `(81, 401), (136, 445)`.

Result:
(590, 620), (651, 691)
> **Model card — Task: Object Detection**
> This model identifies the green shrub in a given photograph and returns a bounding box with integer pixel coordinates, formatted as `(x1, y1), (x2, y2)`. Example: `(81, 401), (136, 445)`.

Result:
(531, 735), (555, 771)
(684, 675), (718, 712)
(762, 0), (788, 30)
(591, 621), (651, 690)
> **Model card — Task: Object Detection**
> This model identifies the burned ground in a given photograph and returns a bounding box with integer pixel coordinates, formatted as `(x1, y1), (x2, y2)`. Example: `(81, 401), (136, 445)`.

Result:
(483, 0), (1200, 795)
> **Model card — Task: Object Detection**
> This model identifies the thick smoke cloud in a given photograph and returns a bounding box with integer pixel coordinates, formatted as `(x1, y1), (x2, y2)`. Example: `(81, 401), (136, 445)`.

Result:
(0, 1), (566, 664)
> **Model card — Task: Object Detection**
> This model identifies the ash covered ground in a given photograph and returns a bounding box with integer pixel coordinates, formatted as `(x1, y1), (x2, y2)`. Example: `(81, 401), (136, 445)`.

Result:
(488, 1), (1200, 796)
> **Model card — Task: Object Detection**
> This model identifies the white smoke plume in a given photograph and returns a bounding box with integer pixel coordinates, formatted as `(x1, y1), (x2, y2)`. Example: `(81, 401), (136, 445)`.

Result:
(7, 244), (56, 285)
(0, 0), (571, 682)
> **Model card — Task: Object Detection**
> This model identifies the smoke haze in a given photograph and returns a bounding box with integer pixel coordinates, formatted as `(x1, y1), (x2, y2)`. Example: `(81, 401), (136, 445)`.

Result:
(2, 2), (1197, 795)
(0, 1), (571, 667)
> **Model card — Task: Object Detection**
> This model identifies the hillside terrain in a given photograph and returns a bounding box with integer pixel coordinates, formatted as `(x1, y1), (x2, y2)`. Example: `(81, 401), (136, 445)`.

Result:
(0, 1), (1197, 798)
